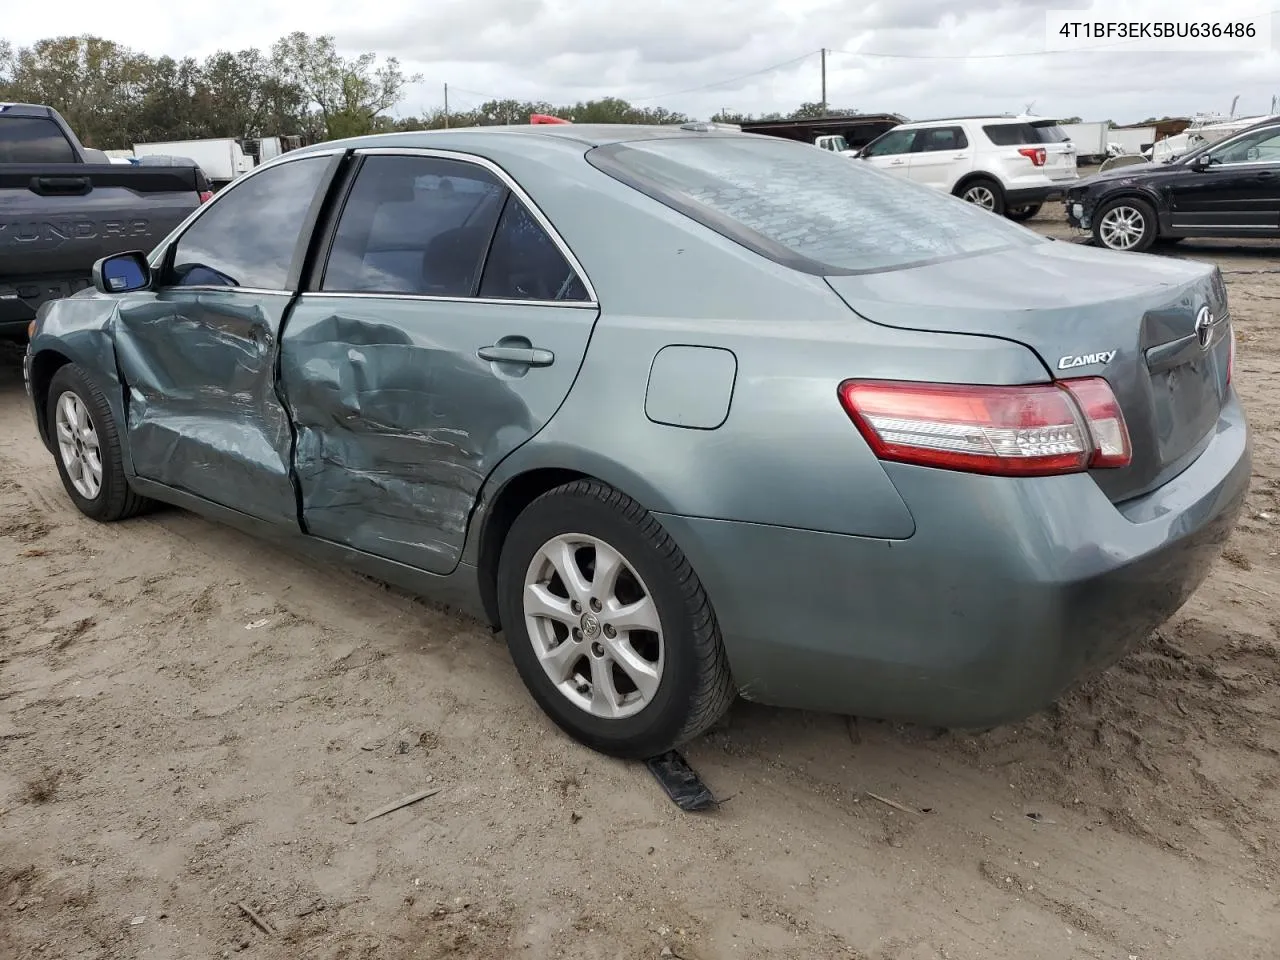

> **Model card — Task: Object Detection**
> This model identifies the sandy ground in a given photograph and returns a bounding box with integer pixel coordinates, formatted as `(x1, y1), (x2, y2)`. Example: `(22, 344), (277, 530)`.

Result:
(2, 209), (1279, 960)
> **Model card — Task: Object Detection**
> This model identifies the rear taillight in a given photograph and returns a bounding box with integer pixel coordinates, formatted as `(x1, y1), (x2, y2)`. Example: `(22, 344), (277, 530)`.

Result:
(198, 190), (213, 203)
(1018, 147), (1047, 166)
(837, 377), (1132, 478)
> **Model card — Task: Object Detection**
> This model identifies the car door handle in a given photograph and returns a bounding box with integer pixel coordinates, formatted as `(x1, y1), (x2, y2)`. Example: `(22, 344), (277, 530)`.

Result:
(477, 344), (555, 366)
(952, 154), (970, 159)
(888, 159), (905, 165)
(1255, 171), (1275, 178)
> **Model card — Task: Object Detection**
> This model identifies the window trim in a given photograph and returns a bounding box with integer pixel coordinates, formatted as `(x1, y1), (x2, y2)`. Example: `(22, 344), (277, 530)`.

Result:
(0, 114), (78, 164)
(148, 149), (347, 295)
(300, 146), (598, 308)
(1199, 126), (1280, 168)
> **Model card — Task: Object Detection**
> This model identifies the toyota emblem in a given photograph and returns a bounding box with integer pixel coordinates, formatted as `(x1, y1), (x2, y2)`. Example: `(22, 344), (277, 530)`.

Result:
(1194, 306), (1214, 350)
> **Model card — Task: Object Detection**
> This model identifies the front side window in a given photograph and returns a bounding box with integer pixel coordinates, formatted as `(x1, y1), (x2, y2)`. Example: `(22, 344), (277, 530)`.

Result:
(0, 117), (76, 163)
(588, 135), (1037, 275)
(169, 156), (330, 289)
(322, 155), (506, 297)
(1205, 128), (1280, 165)
(862, 129), (916, 157)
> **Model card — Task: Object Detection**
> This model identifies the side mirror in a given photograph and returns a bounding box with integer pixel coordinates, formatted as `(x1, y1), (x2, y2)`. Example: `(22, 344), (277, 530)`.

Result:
(92, 251), (152, 294)
(1190, 154), (1211, 171)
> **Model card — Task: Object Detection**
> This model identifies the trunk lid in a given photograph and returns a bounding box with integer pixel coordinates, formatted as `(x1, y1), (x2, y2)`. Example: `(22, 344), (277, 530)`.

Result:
(825, 240), (1231, 503)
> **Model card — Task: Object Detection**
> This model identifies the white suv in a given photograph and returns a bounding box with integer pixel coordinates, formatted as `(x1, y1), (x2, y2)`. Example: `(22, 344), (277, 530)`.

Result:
(856, 115), (1079, 221)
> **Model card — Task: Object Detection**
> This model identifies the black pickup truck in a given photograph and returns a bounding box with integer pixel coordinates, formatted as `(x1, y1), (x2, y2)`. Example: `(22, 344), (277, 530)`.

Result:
(1, 103), (211, 340)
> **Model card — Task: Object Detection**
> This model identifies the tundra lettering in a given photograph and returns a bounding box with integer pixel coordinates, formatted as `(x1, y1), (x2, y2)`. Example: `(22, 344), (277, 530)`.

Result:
(1056, 350), (1117, 370)
(0, 219), (151, 245)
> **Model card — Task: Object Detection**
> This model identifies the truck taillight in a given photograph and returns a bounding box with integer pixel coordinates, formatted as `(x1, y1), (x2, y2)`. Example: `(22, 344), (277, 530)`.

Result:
(1018, 147), (1047, 166)
(198, 190), (213, 203)
(837, 377), (1131, 478)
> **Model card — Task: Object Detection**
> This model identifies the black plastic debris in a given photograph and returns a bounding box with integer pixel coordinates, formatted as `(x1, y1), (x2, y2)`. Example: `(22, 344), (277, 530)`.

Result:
(646, 750), (717, 812)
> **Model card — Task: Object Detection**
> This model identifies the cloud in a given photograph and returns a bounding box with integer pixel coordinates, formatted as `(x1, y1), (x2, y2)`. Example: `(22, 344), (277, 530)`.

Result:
(6, 0), (1279, 125)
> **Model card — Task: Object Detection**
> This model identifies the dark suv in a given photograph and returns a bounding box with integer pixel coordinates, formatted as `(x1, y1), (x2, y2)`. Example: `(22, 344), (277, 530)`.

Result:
(1066, 116), (1280, 252)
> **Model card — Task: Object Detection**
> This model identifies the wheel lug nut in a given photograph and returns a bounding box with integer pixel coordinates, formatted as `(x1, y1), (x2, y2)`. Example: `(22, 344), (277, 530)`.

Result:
(589, 598), (602, 613)
(591, 642), (605, 657)
(570, 600), (581, 614)
(572, 628), (582, 640)
(603, 624), (616, 638)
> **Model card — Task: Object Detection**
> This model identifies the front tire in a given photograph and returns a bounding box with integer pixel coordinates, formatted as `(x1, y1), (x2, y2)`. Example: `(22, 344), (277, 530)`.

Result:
(497, 480), (735, 759)
(956, 177), (1005, 215)
(1092, 197), (1157, 252)
(46, 364), (150, 522)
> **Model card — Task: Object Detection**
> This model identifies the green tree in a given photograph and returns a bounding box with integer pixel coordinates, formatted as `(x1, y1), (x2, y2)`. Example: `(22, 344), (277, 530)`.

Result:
(270, 32), (420, 139)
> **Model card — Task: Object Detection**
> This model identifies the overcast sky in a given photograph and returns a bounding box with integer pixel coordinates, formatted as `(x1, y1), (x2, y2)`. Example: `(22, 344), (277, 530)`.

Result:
(6, 0), (1280, 123)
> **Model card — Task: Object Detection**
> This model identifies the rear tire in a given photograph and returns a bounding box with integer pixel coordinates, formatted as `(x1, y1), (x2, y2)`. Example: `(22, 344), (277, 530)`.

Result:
(1005, 203), (1042, 222)
(497, 480), (735, 759)
(1092, 197), (1157, 252)
(956, 177), (1005, 215)
(46, 364), (150, 522)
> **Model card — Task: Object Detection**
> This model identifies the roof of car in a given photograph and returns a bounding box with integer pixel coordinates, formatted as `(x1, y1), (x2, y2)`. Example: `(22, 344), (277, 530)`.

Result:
(899, 114), (1053, 127)
(292, 123), (760, 156)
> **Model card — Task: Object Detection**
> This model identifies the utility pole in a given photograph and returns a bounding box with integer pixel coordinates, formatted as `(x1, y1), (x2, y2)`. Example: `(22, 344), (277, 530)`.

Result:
(820, 48), (827, 117)
(444, 83), (450, 128)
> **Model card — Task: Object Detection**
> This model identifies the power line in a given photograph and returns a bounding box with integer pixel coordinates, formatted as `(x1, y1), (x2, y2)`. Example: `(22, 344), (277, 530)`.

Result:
(627, 51), (817, 102)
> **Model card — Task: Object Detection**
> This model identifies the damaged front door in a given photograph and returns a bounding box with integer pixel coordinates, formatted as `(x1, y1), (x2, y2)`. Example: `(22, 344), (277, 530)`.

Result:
(280, 150), (599, 575)
(113, 154), (337, 524)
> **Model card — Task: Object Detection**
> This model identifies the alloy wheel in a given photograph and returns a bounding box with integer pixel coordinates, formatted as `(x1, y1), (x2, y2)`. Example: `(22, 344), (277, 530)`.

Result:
(522, 533), (665, 719)
(962, 185), (997, 210)
(1098, 204), (1146, 250)
(54, 391), (103, 500)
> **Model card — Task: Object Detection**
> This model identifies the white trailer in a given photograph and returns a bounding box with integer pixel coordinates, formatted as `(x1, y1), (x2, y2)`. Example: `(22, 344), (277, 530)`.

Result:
(1107, 126), (1157, 156)
(132, 138), (254, 187)
(1059, 122), (1109, 161)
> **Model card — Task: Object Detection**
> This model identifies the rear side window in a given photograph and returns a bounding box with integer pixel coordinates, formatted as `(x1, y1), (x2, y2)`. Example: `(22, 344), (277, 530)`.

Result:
(0, 116), (76, 163)
(913, 126), (969, 152)
(479, 197), (589, 301)
(170, 156), (330, 290)
(322, 155), (506, 296)
(587, 136), (1037, 275)
(983, 122), (1069, 146)
(321, 153), (589, 301)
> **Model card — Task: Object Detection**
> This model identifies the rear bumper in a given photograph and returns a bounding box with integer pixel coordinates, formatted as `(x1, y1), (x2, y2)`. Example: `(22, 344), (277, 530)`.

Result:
(656, 394), (1250, 728)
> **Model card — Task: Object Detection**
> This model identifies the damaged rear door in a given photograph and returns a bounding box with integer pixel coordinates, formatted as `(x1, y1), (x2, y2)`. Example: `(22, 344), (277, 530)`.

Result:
(279, 149), (599, 575)
(111, 152), (340, 524)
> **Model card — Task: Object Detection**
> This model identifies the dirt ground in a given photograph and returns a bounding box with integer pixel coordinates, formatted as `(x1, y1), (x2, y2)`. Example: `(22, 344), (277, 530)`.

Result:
(2, 209), (1279, 960)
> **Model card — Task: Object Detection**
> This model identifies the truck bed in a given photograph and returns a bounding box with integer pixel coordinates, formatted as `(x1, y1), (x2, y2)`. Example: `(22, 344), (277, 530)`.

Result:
(0, 164), (204, 336)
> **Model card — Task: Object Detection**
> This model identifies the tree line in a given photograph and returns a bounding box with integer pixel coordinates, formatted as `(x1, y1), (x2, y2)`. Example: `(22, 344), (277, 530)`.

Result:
(0, 33), (850, 150)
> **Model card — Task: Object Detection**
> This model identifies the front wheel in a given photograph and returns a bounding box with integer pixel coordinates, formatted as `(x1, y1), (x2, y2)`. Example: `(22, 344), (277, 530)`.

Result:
(956, 177), (1005, 216)
(497, 480), (735, 759)
(1092, 197), (1157, 252)
(46, 364), (150, 522)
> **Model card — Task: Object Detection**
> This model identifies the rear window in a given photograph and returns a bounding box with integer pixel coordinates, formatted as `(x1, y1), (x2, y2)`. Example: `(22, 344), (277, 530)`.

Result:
(0, 116), (77, 163)
(983, 122), (1069, 146)
(586, 135), (1038, 275)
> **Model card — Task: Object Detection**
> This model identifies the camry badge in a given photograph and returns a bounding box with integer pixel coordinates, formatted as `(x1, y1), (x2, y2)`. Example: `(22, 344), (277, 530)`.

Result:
(1056, 350), (1116, 370)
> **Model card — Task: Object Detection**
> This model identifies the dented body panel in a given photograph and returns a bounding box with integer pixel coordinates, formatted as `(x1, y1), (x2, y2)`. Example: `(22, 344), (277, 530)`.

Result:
(280, 295), (599, 574)
(113, 288), (298, 524)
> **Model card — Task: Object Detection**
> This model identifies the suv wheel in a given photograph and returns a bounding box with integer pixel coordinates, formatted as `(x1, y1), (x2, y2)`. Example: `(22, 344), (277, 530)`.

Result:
(956, 177), (1005, 215)
(1092, 197), (1157, 252)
